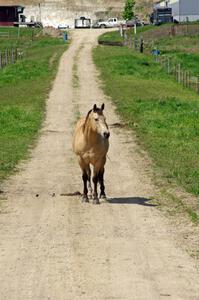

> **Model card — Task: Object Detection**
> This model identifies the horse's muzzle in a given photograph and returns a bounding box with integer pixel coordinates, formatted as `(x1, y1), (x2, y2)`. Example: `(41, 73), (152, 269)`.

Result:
(103, 132), (110, 139)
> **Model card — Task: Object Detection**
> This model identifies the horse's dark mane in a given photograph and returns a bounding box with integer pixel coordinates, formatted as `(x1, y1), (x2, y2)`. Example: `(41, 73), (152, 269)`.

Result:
(83, 109), (92, 132)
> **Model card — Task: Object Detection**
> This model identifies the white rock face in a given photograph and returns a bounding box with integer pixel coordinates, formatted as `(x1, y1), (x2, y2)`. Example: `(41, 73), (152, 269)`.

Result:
(1, 0), (123, 28)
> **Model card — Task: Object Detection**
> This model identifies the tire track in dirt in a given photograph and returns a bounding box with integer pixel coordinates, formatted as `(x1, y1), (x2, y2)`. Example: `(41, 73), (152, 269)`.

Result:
(0, 29), (198, 300)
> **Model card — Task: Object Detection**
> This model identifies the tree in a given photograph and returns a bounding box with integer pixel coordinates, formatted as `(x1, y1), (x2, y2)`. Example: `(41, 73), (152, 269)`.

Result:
(122, 0), (135, 21)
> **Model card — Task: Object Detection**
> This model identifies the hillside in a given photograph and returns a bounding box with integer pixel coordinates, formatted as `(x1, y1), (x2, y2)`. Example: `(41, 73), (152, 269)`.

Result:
(135, 0), (158, 20)
(0, 0), (122, 27)
(0, 0), (157, 26)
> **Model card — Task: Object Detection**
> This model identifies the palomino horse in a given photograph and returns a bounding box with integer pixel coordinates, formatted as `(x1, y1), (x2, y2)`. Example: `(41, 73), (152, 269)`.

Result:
(72, 103), (110, 204)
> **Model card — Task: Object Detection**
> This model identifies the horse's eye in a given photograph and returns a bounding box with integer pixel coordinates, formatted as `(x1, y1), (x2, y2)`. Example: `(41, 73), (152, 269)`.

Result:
(95, 118), (99, 121)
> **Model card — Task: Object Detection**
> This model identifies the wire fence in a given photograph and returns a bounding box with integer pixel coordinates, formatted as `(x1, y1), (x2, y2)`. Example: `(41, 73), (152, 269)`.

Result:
(141, 24), (199, 41)
(157, 56), (199, 93)
(0, 49), (23, 69)
(121, 27), (199, 94)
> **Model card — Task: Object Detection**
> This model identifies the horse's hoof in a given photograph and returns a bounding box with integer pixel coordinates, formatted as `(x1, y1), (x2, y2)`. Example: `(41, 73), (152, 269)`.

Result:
(82, 196), (89, 203)
(88, 192), (93, 200)
(100, 194), (108, 202)
(93, 198), (100, 205)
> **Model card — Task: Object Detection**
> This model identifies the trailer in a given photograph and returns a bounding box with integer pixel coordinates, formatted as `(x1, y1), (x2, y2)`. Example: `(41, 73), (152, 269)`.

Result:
(75, 17), (91, 29)
(150, 7), (173, 25)
(155, 0), (199, 22)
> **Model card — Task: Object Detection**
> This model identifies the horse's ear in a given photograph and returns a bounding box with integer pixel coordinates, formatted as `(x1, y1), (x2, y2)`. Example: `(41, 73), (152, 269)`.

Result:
(93, 104), (97, 112)
(101, 103), (105, 111)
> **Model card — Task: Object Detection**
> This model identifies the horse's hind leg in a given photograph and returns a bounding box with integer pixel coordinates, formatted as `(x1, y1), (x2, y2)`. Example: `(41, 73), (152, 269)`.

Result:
(82, 172), (89, 202)
(92, 158), (107, 204)
(99, 167), (107, 201)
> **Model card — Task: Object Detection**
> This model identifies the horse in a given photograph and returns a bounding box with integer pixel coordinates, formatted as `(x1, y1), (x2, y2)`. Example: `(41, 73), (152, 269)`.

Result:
(72, 103), (110, 204)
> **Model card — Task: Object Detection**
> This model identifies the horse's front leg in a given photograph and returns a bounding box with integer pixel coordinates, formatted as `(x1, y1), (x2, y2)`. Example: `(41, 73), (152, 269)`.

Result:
(87, 166), (93, 199)
(82, 172), (89, 202)
(92, 169), (99, 205)
(78, 157), (89, 203)
(99, 167), (107, 201)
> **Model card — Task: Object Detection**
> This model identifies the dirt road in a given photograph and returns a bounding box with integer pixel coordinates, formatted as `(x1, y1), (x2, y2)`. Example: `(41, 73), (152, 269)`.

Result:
(0, 30), (199, 300)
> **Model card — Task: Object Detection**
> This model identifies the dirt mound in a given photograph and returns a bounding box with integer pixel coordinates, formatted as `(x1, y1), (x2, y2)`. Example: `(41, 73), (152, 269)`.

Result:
(39, 26), (62, 37)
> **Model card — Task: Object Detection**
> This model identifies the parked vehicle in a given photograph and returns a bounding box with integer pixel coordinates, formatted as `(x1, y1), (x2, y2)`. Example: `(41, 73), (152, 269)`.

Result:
(15, 21), (43, 28)
(57, 23), (70, 29)
(126, 18), (144, 27)
(75, 16), (91, 29)
(93, 18), (123, 28)
(150, 8), (173, 25)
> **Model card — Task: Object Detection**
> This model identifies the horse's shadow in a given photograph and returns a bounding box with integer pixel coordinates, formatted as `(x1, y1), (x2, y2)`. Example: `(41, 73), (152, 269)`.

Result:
(108, 197), (157, 207)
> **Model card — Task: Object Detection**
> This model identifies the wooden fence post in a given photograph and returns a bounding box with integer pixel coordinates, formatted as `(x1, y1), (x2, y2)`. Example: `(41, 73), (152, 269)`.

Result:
(0, 51), (2, 69)
(31, 28), (34, 42)
(123, 29), (127, 46)
(134, 36), (138, 50)
(174, 65), (176, 78)
(178, 63), (181, 83)
(176, 65), (178, 81)
(140, 38), (144, 53)
(128, 28), (133, 48)
(15, 49), (17, 62)
(196, 76), (199, 93)
(4, 50), (8, 65)
(167, 57), (170, 74)
(119, 25), (123, 37)
(8, 49), (10, 64)
(183, 70), (187, 87)
(11, 49), (15, 64)
(185, 71), (188, 87)
(187, 71), (191, 88)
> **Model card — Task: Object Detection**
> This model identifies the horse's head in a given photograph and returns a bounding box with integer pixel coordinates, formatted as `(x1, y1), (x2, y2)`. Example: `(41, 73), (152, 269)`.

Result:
(87, 104), (110, 139)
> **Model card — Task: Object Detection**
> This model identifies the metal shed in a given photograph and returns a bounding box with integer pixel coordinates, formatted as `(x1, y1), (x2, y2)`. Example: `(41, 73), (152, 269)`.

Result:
(156, 0), (199, 22)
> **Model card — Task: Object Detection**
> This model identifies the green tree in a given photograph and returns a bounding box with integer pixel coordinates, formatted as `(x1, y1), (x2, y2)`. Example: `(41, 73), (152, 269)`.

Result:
(122, 0), (135, 20)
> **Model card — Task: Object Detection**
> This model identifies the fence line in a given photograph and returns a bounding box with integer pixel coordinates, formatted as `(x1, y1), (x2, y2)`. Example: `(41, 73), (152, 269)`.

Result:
(120, 28), (199, 95)
(156, 55), (199, 94)
(0, 48), (23, 70)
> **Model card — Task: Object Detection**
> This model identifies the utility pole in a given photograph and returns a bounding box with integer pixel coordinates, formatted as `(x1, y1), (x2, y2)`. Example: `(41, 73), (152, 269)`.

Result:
(39, 3), (41, 22)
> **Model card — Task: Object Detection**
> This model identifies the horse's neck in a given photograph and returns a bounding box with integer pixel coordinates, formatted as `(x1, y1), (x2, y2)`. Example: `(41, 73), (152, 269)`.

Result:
(84, 121), (98, 144)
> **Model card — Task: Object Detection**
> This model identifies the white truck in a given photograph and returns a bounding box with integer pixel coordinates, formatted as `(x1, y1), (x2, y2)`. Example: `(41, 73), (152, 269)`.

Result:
(93, 18), (123, 28)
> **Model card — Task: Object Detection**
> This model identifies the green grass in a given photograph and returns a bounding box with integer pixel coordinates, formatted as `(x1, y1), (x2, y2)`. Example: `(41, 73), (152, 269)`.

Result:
(0, 27), (41, 49)
(98, 31), (123, 43)
(106, 25), (199, 78)
(154, 35), (199, 76)
(0, 29), (68, 181)
(98, 25), (154, 44)
(93, 45), (199, 196)
(158, 189), (199, 224)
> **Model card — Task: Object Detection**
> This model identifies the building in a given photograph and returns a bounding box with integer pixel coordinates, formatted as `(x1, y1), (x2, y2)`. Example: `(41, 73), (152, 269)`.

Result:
(0, 5), (24, 26)
(155, 0), (199, 22)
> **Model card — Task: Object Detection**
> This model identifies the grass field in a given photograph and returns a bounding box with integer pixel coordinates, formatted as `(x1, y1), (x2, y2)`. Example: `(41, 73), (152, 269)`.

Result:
(99, 27), (199, 77)
(98, 26), (154, 44)
(93, 45), (199, 199)
(154, 35), (199, 76)
(0, 27), (68, 181)
(0, 27), (40, 49)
